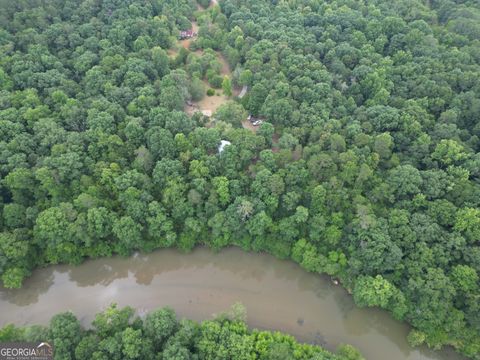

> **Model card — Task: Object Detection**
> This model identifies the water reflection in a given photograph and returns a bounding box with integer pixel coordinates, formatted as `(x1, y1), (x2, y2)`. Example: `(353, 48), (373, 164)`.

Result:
(0, 266), (55, 306)
(296, 273), (333, 300)
(68, 261), (129, 287)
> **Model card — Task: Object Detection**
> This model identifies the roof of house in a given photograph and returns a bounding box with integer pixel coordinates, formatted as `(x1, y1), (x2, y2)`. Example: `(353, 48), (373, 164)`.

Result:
(218, 140), (231, 154)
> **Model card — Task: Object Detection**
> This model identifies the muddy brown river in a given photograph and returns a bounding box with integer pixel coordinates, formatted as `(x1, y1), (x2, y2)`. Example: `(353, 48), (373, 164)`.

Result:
(0, 247), (466, 360)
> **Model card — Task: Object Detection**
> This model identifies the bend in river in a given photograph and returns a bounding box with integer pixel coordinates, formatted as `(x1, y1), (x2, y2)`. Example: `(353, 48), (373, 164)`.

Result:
(0, 247), (466, 360)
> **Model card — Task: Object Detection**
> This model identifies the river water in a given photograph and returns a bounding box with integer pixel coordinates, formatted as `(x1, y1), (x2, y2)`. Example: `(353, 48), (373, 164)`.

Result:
(0, 247), (466, 360)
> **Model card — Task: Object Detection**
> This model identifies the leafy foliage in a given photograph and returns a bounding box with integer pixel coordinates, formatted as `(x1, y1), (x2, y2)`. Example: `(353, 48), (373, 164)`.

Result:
(0, 305), (361, 360)
(0, 0), (479, 357)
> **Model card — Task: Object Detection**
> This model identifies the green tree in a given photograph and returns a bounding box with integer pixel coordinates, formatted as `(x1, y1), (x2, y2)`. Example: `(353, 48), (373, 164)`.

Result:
(214, 101), (246, 127)
(450, 265), (479, 293)
(189, 77), (205, 101)
(337, 344), (366, 360)
(2, 267), (28, 289)
(144, 307), (178, 349)
(121, 328), (143, 359)
(92, 304), (134, 338)
(432, 139), (468, 166)
(387, 165), (422, 200)
(112, 216), (143, 256)
(222, 76), (233, 96)
(49, 312), (82, 360)
(212, 176), (230, 206)
(2, 204), (26, 228)
(454, 208), (480, 244)
(33, 204), (80, 264)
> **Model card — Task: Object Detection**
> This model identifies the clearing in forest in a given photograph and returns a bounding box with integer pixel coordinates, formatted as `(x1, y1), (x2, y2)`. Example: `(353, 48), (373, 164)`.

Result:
(174, 1), (248, 123)
(180, 30), (243, 116)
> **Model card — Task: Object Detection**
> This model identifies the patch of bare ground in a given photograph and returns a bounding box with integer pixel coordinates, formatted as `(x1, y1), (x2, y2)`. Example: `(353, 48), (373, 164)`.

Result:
(217, 53), (230, 76)
(196, 88), (228, 114)
(272, 133), (280, 144)
(241, 119), (258, 133)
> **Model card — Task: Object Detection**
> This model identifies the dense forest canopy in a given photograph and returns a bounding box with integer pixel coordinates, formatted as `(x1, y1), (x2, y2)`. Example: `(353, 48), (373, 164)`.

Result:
(0, 0), (479, 358)
(0, 304), (364, 360)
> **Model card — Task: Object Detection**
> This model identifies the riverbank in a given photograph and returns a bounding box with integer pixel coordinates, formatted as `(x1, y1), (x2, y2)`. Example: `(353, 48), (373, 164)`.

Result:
(1, 303), (361, 360)
(0, 247), (466, 360)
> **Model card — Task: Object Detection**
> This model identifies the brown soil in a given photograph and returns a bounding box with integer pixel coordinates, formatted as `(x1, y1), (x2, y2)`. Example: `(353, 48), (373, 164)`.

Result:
(272, 132), (280, 144)
(218, 53), (230, 76)
(197, 92), (228, 113)
(187, 87), (229, 117)
(241, 119), (258, 133)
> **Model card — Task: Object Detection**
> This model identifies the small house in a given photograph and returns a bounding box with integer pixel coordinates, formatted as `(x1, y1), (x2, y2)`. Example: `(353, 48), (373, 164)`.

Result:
(179, 29), (196, 40)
